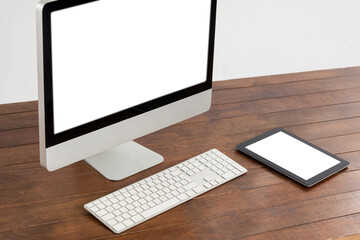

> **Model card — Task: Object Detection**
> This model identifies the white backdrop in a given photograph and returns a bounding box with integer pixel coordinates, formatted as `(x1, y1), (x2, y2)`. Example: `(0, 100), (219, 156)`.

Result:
(1, 0), (360, 104)
(213, 0), (360, 80)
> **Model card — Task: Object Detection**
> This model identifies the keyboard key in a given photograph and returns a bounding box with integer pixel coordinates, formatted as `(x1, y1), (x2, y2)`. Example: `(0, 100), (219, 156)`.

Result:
(125, 198), (133, 204)
(184, 182), (198, 191)
(126, 186), (134, 191)
(86, 202), (94, 208)
(126, 204), (134, 210)
(119, 207), (127, 213)
(151, 193), (159, 199)
(171, 169), (182, 176)
(203, 176), (212, 182)
(141, 205), (149, 211)
(90, 206), (99, 212)
(131, 214), (144, 223)
(123, 219), (134, 227)
(113, 210), (121, 216)
(113, 203), (120, 209)
(186, 190), (196, 197)
(177, 193), (188, 201)
(102, 213), (115, 221)
(132, 195), (140, 201)
(141, 198), (180, 218)
(113, 223), (126, 232)
(135, 207), (143, 213)
(97, 203), (106, 209)
(106, 206), (114, 212)
(96, 209), (108, 217)
(107, 219), (117, 226)
(165, 193), (173, 199)
(193, 186), (205, 193)
(129, 210), (137, 216)
(222, 171), (235, 179)
(215, 177), (224, 184)
(160, 196), (167, 202)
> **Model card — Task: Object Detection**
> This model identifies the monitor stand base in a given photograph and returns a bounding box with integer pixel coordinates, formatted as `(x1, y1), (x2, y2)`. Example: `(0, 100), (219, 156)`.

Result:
(85, 141), (164, 181)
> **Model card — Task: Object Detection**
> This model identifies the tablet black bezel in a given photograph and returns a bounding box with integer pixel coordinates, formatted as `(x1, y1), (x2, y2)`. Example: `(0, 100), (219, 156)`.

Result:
(41, 0), (216, 148)
(236, 128), (350, 187)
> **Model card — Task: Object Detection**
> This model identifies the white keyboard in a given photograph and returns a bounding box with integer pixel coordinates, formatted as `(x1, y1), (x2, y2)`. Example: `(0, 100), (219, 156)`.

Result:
(84, 149), (247, 234)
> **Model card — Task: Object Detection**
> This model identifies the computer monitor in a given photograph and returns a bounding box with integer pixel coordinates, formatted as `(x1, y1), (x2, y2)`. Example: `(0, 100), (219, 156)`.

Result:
(36, 0), (216, 180)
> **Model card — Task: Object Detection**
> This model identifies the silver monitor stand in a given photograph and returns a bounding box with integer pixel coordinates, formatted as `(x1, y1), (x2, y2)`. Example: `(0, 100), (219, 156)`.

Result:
(86, 141), (163, 181)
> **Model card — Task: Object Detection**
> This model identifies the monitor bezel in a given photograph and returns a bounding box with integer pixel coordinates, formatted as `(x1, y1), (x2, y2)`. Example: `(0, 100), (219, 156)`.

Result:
(40, 0), (216, 148)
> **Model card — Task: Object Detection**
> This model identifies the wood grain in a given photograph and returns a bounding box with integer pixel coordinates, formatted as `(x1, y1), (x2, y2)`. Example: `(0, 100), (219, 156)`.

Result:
(1, 67), (360, 239)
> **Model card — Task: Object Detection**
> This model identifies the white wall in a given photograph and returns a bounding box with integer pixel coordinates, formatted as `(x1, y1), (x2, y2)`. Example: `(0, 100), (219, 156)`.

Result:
(214, 0), (360, 80)
(1, 0), (360, 104)
(0, 0), (38, 104)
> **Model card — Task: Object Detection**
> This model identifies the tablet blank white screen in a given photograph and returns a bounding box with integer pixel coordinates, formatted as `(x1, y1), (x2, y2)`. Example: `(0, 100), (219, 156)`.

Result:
(246, 131), (340, 180)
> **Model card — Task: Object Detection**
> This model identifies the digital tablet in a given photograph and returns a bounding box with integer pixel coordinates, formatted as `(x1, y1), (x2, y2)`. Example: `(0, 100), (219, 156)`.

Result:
(236, 128), (350, 187)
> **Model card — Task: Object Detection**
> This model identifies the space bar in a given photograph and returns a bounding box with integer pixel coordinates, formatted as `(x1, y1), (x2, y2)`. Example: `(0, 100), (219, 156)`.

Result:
(141, 198), (180, 218)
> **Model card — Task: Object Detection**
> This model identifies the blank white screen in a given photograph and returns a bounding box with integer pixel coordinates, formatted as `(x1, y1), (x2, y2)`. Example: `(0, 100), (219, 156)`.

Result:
(246, 132), (340, 180)
(51, 0), (211, 134)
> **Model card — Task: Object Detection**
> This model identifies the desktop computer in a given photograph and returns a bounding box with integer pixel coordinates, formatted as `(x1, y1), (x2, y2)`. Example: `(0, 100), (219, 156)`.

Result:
(37, 0), (215, 180)
(37, 0), (247, 234)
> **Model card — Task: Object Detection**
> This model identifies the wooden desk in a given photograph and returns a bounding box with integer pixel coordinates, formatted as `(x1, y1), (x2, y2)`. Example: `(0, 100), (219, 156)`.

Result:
(1, 67), (360, 239)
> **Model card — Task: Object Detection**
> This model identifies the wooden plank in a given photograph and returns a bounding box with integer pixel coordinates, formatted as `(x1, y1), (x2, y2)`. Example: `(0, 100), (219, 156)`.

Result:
(213, 67), (360, 90)
(311, 133), (360, 156)
(338, 151), (360, 171)
(191, 87), (360, 123)
(336, 234), (360, 240)
(0, 111), (37, 131)
(0, 101), (37, 115)
(242, 214), (360, 240)
(0, 127), (38, 149)
(0, 144), (39, 166)
(213, 75), (360, 105)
